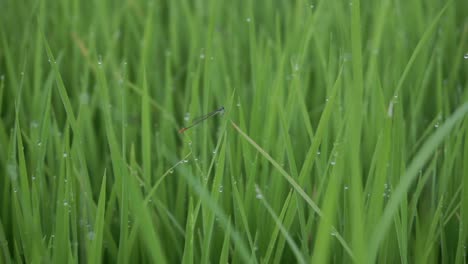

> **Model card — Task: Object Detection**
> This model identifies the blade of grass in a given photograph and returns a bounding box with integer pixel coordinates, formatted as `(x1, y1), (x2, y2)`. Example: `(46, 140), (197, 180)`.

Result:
(255, 185), (306, 264)
(369, 102), (468, 262)
(88, 174), (107, 263)
(231, 120), (355, 261)
(391, 0), (453, 98)
(177, 148), (251, 262)
(262, 189), (294, 264)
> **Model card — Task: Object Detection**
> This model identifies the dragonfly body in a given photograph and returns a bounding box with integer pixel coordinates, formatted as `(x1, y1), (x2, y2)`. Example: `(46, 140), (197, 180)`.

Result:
(179, 106), (225, 133)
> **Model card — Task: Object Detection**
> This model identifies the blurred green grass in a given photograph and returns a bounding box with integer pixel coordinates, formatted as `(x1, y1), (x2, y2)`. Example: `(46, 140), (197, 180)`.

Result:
(1, 0), (468, 263)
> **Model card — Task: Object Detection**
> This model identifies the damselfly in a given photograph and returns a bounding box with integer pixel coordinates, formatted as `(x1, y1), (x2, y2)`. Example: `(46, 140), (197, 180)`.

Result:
(178, 106), (225, 133)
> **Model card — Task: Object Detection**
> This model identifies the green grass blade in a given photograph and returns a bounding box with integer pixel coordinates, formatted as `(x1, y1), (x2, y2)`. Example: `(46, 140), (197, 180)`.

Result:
(88, 174), (107, 263)
(369, 102), (468, 262)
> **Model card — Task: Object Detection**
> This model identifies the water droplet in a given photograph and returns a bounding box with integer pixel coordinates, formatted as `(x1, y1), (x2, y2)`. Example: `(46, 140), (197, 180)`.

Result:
(294, 64), (299, 71)
(200, 53), (205, 59)
(387, 101), (394, 117)
(246, 17), (251, 23)
(237, 103), (241, 107)
(310, 4), (314, 9)
(7, 164), (17, 180)
(212, 150), (217, 154)
(255, 185), (263, 199)
(98, 55), (103, 66)
(13, 188), (18, 193)
(183, 159), (189, 163)
(87, 232), (95, 241)
(114, 30), (121, 40)
(325, 98), (329, 102)
(317, 151), (321, 155)
(330, 231), (337, 236)
(37, 141), (42, 147)
(80, 93), (90, 105)
(218, 185), (223, 193)
(63, 153), (68, 158)
(32, 176), (36, 181)
(434, 123), (439, 128)
(20, 72), (24, 76)
(464, 53), (468, 59)
(184, 113), (190, 122)
(344, 185), (349, 190)
(342, 53), (352, 62)
(63, 201), (69, 206)
(330, 161), (336, 166)
(169, 169), (174, 174)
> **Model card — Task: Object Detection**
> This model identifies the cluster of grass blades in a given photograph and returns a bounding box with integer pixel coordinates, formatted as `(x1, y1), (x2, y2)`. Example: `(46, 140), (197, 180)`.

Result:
(1, 0), (468, 263)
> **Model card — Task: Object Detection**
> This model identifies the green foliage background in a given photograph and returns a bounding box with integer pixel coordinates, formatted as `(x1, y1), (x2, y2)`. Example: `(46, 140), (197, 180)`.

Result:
(1, 0), (468, 263)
